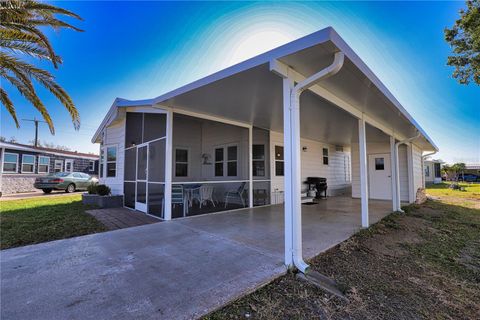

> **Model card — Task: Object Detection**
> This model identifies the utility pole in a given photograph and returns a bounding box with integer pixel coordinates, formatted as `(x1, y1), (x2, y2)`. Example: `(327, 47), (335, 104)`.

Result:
(22, 118), (47, 147)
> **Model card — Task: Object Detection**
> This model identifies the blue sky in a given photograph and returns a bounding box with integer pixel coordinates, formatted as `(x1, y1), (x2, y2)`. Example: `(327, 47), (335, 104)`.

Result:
(1, 1), (479, 163)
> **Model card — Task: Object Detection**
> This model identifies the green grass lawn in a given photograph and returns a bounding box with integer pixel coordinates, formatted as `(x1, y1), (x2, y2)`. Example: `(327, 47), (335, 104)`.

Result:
(426, 182), (480, 199)
(0, 194), (106, 250)
(205, 183), (480, 319)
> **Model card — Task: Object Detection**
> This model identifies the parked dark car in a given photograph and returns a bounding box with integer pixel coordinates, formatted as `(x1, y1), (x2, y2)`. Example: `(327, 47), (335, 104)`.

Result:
(458, 174), (479, 182)
(34, 172), (98, 193)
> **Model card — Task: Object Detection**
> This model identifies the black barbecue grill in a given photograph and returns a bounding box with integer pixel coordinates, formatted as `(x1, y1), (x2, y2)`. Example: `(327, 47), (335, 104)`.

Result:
(305, 177), (327, 199)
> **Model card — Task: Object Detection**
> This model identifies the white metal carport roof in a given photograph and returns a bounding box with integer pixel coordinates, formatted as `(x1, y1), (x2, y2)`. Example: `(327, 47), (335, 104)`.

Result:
(92, 27), (437, 152)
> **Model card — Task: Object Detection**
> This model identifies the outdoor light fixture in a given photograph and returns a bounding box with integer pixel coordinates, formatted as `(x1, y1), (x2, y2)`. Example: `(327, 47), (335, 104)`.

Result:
(201, 153), (212, 165)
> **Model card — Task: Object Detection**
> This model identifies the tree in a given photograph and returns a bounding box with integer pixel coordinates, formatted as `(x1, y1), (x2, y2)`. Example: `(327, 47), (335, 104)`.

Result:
(0, 0), (83, 134)
(452, 162), (467, 181)
(444, 0), (480, 85)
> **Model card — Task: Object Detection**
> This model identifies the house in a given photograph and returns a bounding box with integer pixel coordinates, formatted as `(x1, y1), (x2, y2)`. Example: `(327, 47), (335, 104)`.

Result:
(0, 141), (99, 195)
(464, 164), (480, 176)
(92, 27), (438, 271)
(424, 159), (442, 185)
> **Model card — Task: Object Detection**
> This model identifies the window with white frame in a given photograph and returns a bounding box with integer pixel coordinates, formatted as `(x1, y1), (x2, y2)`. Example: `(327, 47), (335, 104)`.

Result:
(252, 144), (265, 177)
(175, 148), (188, 177)
(38, 156), (50, 173)
(88, 160), (95, 172)
(3, 153), (18, 173)
(214, 145), (238, 177)
(54, 160), (63, 172)
(22, 154), (35, 173)
(322, 147), (329, 165)
(106, 146), (117, 177)
(275, 145), (284, 176)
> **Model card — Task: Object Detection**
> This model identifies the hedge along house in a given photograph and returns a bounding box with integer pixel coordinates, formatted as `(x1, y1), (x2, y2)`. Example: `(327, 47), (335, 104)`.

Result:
(0, 141), (99, 195)
(93, 27), (437, 271)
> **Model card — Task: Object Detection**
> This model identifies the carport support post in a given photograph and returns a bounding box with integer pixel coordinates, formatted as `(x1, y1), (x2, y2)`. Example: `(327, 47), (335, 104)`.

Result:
(358, 117), (369, 228)
(390, 136), (397, 211)
(283, 77), (294, 268)
(248, 125), (253, 208)
(164, 109), (173, 220)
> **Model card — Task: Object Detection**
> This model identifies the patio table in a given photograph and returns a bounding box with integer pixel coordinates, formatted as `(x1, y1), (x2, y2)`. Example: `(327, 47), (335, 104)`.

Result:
(183, 184), (202, 207)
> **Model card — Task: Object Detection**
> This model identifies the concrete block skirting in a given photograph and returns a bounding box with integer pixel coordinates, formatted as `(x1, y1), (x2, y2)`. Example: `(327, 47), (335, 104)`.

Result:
(82, 194), (123, 208)
(1, 175), (37, 195)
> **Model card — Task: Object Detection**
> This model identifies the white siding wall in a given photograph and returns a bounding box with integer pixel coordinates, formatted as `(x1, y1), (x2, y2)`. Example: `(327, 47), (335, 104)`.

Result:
(270, 131), (351, 197)
(412, 144), (423, 196)
(172, 116), (203, 182)
(100, 120), (125, 195)
(172, 117), (249, 182)
(351, 142), (410, 202)
(424, 161), (434, 182)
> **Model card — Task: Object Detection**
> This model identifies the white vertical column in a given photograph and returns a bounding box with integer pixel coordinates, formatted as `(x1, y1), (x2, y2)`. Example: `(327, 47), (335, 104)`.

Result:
(283, 77), (294, 268)
(290, 89), (308, 271)
(390, 136), (397, 211)
(164, 109), (173, 220)
(248, 125), (253, 208)
(358, 117), (369, 228)
(407, 144), (415, 203)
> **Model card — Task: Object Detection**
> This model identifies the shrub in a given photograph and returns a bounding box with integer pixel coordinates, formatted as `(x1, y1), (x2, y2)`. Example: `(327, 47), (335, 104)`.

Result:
(96, 184), (111, 196)
(87, 184), (97, 195)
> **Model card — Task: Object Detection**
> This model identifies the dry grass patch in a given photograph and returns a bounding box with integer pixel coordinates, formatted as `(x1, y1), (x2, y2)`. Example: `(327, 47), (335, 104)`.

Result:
(205, 188), (480, 319)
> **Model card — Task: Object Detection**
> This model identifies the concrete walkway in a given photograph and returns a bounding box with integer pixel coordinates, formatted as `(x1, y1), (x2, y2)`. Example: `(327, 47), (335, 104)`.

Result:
(1, 197), (391, 320)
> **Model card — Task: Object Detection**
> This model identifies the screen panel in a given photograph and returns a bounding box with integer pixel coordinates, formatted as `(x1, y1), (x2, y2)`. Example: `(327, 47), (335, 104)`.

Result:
(148, 139), (165, 182)
(143, 113), (166, 143)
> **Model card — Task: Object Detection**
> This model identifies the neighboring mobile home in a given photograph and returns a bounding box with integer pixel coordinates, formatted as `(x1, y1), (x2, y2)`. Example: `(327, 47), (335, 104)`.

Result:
(92, 27), (438, 271)
(424, 159), (442, 185)
(0, 141), (99, 195)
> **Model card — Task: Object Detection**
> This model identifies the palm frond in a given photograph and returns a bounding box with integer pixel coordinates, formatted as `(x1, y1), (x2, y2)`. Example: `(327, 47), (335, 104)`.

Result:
(3, 73), (55, 133)
(0, 39), (60, 63)
(1, 53), (80, 131)
(22, 0), (83, 21)
(0, 28), (41, 43)
(0, 88), (19, 128)
(0, 0), (82, 132)
(2, 23), (59, 68)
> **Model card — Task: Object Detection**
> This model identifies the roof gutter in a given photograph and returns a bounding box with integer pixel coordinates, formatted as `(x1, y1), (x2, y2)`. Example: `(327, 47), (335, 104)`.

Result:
(394, 132), (421, 212)
(289, 51), (345, 273)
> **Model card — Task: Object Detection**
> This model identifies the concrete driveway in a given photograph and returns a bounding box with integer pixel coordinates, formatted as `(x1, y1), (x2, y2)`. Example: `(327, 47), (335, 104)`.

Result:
(1, 197), (391, 320)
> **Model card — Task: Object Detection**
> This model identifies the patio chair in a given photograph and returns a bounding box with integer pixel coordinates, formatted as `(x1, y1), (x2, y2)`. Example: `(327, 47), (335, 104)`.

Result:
(199, 185), (216, 208)
(172, 184), (187, 217)
(224, 182), (247, 208)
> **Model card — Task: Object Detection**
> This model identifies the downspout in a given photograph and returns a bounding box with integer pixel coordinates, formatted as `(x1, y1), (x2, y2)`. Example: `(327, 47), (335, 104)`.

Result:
(290, 51), (345, 273)
(421, 151), (437, 188)
(394, 132), (421, 212)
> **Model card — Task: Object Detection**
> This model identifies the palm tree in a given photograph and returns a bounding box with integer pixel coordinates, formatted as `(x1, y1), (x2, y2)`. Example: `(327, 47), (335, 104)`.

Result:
(0, 0), (82, 134)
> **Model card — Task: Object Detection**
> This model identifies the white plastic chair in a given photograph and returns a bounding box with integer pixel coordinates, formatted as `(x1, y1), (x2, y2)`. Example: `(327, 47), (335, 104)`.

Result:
(199, 185), (216, 208)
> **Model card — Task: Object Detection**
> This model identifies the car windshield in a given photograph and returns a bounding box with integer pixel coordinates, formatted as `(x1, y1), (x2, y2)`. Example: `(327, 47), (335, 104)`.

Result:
(54, 172), (70, 177)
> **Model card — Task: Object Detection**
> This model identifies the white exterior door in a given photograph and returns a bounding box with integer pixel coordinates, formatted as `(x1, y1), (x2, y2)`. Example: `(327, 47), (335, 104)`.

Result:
(135, 144), (148, 212)
(368, 153), (392, 200)
(65, 159), (74, 173)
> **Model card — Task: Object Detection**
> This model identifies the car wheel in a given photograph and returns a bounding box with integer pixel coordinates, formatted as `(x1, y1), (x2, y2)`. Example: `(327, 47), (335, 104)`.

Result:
(66, 184), (76, 193)
(42, 188), (52, 194)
